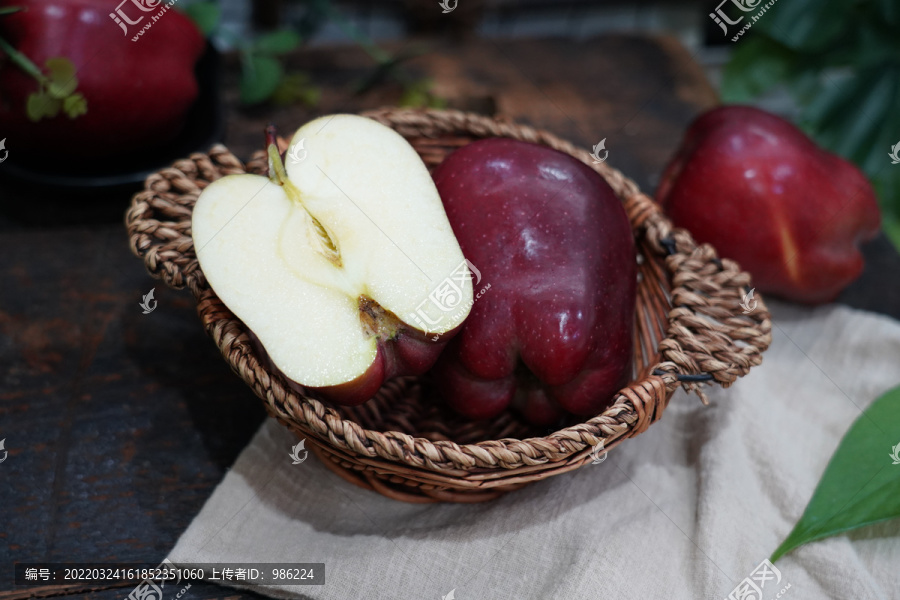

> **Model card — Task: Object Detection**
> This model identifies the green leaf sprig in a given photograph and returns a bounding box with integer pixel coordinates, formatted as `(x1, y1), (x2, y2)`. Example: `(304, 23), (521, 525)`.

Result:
(180, 0), (440, 108)
(239, 30), (306, 106)
(180, 2), (316, 107)
(0, 9), (87, 122)
(399, 79), (448, 109)
(24, 57), (88, 121)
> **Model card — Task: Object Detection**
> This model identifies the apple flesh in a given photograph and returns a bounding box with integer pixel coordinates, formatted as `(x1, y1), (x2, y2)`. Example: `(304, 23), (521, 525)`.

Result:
(192, 115), (473, 405)
(656, 106), (881, 304)
(431, 138), (637, 425)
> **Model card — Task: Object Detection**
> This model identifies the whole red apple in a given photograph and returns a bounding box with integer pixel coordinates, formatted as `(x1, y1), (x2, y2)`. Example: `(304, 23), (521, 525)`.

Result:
(656, 106), (881, 304)
(431, 138), (636, 425)
(0, 0), (205, 162)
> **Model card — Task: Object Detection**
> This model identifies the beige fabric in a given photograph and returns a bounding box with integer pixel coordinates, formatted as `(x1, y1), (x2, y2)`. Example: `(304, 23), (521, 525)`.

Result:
(169, 302), (900, 599)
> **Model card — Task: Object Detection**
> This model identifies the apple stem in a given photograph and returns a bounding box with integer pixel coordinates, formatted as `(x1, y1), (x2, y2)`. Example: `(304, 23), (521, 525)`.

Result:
(265, 125), (281, 182)
(265, 125), (291, 187)
(264, 125), (342, 267)
(0, 32), (49, 87)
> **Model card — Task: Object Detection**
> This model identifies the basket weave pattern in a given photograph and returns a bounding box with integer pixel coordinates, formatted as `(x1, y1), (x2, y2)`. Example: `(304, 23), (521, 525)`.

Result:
(126, 108), (772, 503)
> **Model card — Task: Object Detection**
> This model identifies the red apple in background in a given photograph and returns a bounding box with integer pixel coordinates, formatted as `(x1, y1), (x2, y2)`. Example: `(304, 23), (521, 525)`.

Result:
(0, 0), (205, 162)
(656, 106), (881, 304)
(431, 138), (636, 425)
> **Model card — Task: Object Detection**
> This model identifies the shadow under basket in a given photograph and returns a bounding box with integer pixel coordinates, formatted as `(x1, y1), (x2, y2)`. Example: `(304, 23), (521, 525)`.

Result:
(126, 107), (772, 503)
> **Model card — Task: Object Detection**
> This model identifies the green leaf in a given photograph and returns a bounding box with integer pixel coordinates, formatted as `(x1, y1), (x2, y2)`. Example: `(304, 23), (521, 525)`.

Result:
(874, 0), (900, 27)
(849, 19), (900, 69)
(271, 72), (319, 107)
(0, 6), (24, 15)
(254, 30), (302, 55)
(883, 216), (900, 253)
(721, 36), (798, 103)
(399, 88), (427, 108)
(352, 50), (419, 95)
(804, 67), (900, 174)
(63, 92), (88, 118)
(784, 67), (823, 106)
(182, 2), (220, 36)
(44, 57), (78, 99)
(427, 95), (447, 109)
(240, 55), (283, 105)
(398, 79), (448, 109)
(771, 385), (900, 562)
(757, 0), (857, 53)
(26, 90), (61, 121)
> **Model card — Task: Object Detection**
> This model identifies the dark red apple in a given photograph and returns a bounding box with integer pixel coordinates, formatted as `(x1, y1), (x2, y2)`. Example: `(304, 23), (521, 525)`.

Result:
(0, 0), (205, 162)
(431, 138), (636, 425)
(656, 106), (881, 304)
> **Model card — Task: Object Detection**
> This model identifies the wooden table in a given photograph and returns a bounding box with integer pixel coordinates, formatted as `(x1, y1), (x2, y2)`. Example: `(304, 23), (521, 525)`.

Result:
(1, 35), (898, 600)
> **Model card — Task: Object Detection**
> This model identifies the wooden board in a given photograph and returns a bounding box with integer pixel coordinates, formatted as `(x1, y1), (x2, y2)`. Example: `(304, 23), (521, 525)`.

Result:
(219, 35), (719, 196)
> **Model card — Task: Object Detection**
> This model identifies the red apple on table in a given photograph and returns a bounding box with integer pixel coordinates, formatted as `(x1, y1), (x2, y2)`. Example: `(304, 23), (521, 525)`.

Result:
(656, 106), (881, 304)
(431, 138), (636, 425)
(0, 0), (205, 162)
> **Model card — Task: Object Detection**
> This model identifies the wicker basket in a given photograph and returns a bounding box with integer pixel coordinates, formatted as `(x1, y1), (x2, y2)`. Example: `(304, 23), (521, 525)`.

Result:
(126, 107), (772, 503)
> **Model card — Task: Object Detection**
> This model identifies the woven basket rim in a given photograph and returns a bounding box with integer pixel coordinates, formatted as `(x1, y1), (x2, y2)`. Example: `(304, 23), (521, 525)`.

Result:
(126, 107), (772, 493)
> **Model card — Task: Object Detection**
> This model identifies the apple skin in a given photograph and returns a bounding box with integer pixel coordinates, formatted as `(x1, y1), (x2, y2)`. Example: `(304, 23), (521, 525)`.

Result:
(0, 0), (205, 162)
(656, 106), (881, 304)
(248, 320), (463, 406)
(431, 138), (636, 425)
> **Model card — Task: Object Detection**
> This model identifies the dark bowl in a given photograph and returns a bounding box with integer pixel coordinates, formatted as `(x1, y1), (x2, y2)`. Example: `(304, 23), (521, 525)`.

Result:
(0, 41), (224, 198)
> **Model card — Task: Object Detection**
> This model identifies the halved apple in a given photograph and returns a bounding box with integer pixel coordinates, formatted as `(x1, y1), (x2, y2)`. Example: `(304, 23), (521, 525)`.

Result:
(192, 114), (474, 405)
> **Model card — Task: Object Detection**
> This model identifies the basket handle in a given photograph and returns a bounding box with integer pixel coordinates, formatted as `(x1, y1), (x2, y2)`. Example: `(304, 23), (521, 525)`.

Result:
(626, 192), (773, 401)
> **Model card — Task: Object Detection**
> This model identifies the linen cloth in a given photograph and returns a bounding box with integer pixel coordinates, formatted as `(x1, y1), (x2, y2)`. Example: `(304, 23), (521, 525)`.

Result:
(168, 301), (900, 600)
